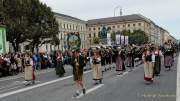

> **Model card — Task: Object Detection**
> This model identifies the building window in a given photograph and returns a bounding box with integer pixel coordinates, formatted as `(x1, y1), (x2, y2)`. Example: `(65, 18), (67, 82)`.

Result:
(98, 27), (100, 30)
(89, 34), (91, 38)
(67, 24), (69, 29)
(94, 33), (96, 37)
(133, 24), (136, 27)
(64, 24), (66, 29)
(128, 24), (130, 27)
(93, 27), (96, 31)
(112, 26), (115, 28)
(138, 23), (141, 26)
(117, 25), (120, 28)
(89, 28), (91, 31)
(70, 25), (71, 30)
(123, 25), (125, 28)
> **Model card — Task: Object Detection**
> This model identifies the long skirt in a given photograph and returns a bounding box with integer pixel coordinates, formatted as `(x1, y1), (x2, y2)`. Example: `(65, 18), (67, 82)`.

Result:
(164, 55), (173, 67)
(55, 61), (65, 77)
(24, 65), (33, 81)
(154, 56), (161, 75)
(116, 56), (125, 72)
(126, 56), (133, 67)
(144, 62), (154, 81)
(92, 64), (102, 80)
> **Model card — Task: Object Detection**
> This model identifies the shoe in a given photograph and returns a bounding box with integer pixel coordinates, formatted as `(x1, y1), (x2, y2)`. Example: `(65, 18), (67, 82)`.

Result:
(73, 92), (79, 97)
(83, 88), (86, 95)
(99, 79), (102, 84)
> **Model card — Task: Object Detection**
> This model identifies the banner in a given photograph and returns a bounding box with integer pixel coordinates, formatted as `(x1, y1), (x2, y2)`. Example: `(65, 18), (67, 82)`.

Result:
(107, 33), (111, 45)
(121, 35), (125, 45)
(125, 36), (129, 45)
(116, 35), (120, 45)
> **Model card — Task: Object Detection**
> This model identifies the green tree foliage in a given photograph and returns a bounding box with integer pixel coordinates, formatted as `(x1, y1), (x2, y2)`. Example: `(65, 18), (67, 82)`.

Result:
(93, 37), (100, 44)
(2, 0), (59, 52)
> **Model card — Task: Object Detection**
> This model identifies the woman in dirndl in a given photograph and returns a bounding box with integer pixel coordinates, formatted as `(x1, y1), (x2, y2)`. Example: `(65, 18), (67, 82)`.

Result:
(116, 47), (126, 75)
(142, 45), (155, 83)
(164, 42), (173, 70)
(154, 46), (163, 76)
(24, 53), (35, 85)
(92, 50), (102, 84)
(55, 51), (65, 77)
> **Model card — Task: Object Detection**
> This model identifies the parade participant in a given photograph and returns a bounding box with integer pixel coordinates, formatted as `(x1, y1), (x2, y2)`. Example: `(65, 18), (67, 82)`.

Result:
(24, 53), (35, 85)
(71, 50), (86, 97)
(126, 45), (134, 71)
(100, 47), (106, 72)
(142, 45), (155, 83)
(55, 51), (65, 77)
(115, 47), (126, 75)
(16, 54), (22, 73)
(153, 46), (163, 76)
(92, 50), (102, 84)
(164, 42), (173, 70)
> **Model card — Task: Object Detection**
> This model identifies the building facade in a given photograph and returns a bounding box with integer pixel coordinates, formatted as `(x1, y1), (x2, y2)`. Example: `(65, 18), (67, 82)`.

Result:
(87, 14), (172, 46)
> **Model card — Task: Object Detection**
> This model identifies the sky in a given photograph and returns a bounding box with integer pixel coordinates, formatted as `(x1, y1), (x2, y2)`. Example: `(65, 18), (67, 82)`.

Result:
(40, 0), (180, 40)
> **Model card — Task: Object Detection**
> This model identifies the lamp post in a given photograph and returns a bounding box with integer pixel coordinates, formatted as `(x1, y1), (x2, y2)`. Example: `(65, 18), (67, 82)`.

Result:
(114, 6), (123, 17)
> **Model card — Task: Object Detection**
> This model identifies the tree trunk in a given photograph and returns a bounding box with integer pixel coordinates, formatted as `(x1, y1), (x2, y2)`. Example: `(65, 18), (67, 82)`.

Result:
(12, 41), (19, 52)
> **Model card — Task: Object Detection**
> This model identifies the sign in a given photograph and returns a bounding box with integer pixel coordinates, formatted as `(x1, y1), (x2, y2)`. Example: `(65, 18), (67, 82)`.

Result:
(107, 33), (111, 45)
(116, 35), (120, 45)
(121, 35), (125, 45)
(0, 26), (6, 54)
(125, 36), (129, 45)
(67, 32), (81, 50)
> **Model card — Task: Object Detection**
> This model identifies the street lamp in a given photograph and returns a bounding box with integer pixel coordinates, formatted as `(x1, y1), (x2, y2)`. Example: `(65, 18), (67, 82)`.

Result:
(114, 5), (123, 17)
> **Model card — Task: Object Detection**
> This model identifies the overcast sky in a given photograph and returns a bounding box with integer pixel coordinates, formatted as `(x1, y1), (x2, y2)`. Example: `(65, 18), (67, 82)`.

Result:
(40, 0), (180, 39)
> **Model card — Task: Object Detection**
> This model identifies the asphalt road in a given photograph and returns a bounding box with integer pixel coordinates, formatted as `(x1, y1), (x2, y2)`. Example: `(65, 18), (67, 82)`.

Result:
(0, 57), (178, 101)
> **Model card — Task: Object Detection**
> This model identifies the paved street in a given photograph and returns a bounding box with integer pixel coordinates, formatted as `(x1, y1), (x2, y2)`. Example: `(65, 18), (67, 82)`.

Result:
(0, 56), (178, 101)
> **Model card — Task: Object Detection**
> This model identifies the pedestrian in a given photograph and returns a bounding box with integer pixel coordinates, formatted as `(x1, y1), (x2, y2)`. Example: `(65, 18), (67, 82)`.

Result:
(24, 53), (35, 85)
(153, 46), (163, 76)
(142, 45), (155, 83)
(55, 51), (65, 77)
(71, 50), (86, 97)
(92, 50), (102, 85)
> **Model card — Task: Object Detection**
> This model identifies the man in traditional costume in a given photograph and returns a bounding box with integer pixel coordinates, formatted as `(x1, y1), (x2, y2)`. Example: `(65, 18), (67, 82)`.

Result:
(92, 50), (102, 84)
(142, 45), (155, 83)
(71, 50), (86, 97)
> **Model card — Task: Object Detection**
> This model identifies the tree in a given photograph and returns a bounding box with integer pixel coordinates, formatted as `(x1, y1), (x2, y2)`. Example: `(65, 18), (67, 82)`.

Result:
(27, 0), (59, 53)
(3, 0), (31, 52)
(2, 0), (59, 52)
